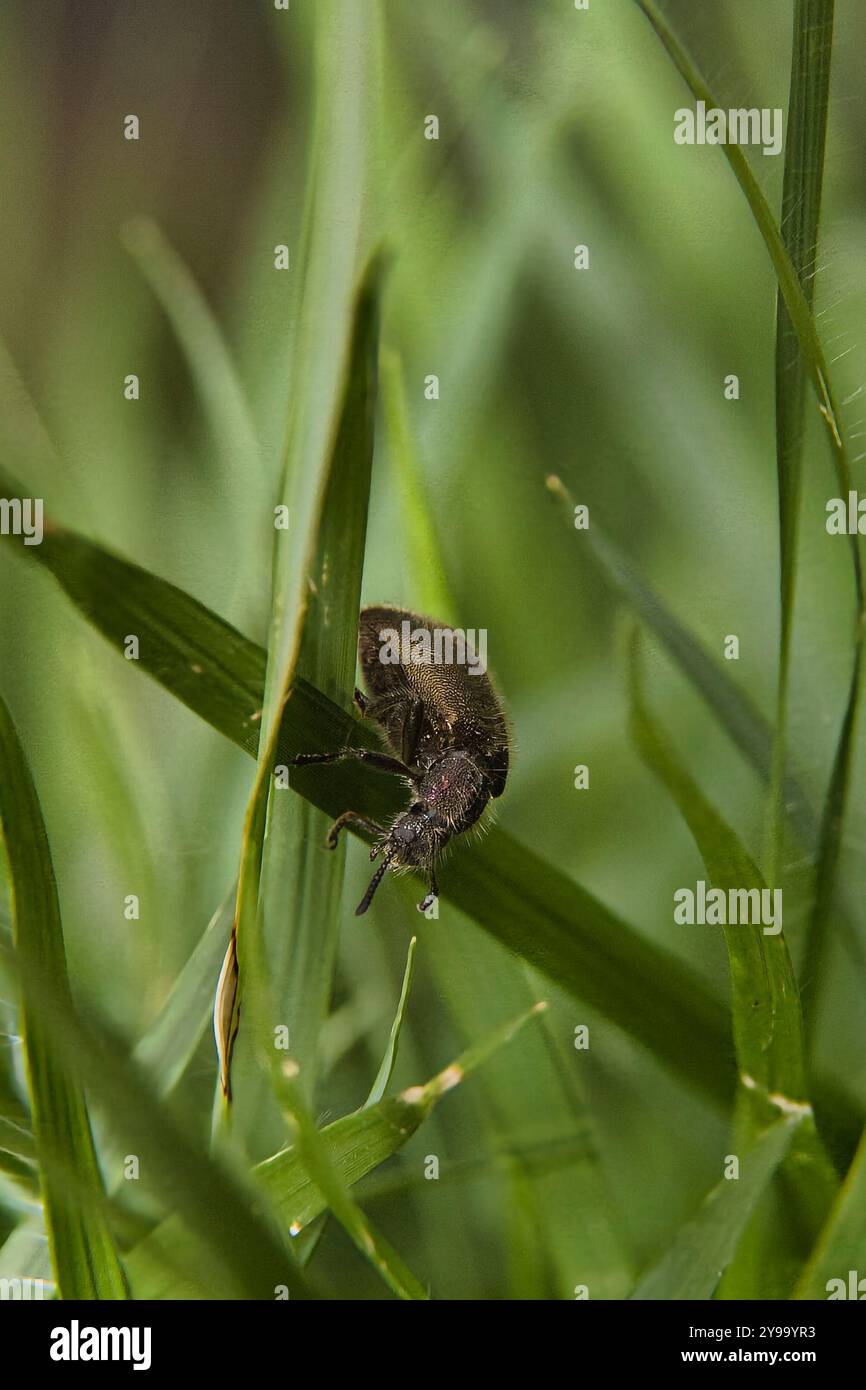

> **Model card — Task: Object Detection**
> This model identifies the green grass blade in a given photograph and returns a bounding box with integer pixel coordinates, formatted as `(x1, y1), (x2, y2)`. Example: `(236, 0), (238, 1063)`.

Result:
(632, 1120), (799, 1300)
(546, 475), (815, 845)
(802, 647), (863, 1050)
(794, 1119), (866, 1299)
(219, 252), (383, 1127)
(259, 1002), (547, 1228)
(629, 636), (807, 1115)
(232, 0), (381, 1141)
(769, 1), (836, 888)
(364, 935), (416, 1109)
(0, 692), (128, 1299)
(0, 942), (313, 1300)
(629, 634), (838, 1292)
(0, 469), (267, 757)
(126, 1001), (545, 1297)
(276, 1059), (428, 1300)
(380, 346), (457, 618)
(635, 0), (861, 611)
(256, 249), (383, 1105)
(120, 217), (262, 493)
(132, 883), (236, 1097)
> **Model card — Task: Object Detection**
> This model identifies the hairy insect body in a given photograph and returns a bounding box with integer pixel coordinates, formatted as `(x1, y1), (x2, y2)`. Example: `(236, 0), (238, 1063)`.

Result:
(292, 606), (509, 914)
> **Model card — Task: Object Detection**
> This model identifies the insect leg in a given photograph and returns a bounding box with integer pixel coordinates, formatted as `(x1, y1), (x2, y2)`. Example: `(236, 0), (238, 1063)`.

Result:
(291, 747), (419, 781)
(399, 695), (424, 769)
(326, 811), (387, 849)
(417, 861), (439, 915)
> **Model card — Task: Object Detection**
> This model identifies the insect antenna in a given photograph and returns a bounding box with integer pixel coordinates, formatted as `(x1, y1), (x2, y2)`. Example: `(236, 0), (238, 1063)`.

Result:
(355, 846), (397, 916)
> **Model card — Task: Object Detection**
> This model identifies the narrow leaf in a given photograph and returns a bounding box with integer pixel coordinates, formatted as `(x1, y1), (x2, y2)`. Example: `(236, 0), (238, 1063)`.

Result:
(0, 693), (128, 1299)
(364, 935), (417, 1109)
(632, 1120), (798, 1300)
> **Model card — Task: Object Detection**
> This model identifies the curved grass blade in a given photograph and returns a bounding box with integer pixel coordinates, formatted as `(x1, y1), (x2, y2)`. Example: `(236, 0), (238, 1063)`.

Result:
(794, 1119), (866, 1299)
(549, 477), (866, 1011)
(381, 346), (457, 618)
(226, 2), (382, 1144)
(802, 647), (863, 1049)
(260, 1002), (547, 1226)
(632, 1119), (799, 1300)
(133, 882), (236, 1097)
(629, 636), (807, 1118)
(126, 1001), (546, 1297)
(546, 474), (815, 846)
(629, 633), (838, 1292)
(634, 0), (860, 608)
(0, 941), (313, 1301)
(219, 251), (384, 1122)
(0, 692), (128, 1298)
(276, 1057), (428, 1300)
(364, 935), (416, 1109)
(634, 0), (866, 1088)
(120, 217), (261, 489)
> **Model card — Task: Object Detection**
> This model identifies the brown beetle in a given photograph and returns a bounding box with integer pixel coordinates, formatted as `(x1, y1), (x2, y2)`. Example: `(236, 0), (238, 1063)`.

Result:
(292, 606), (509, 914)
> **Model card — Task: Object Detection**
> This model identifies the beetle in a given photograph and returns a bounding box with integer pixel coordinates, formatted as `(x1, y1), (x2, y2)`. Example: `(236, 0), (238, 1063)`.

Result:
(291, 606), (509, 915)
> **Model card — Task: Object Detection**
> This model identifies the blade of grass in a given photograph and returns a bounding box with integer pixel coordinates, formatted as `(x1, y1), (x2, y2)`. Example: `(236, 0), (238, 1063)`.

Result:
(223, 0), (380, 1139)
(265, 1002), (547, 1233)
(0, 692), (128, 1299)
(546, 474), (815, 846)
(634, 0), (860, 606)
(768, 0), (836, 889)
(120, 217), (263, 496)
(364, 935), (416, 1108)
(632, 1118), (799, 1300)
(629, 635), (808, 1118)
(0, 496), (777, 1110)
(0, 941), (313, 1300)
(132, 882), (236, 1097)
(802, 648), (863, 1047)
(218, 251), (383, 1130)
(548, 475), (866, 990)
(275, 1057), (428, 1300)
(635, 0), (866, 1110)
(126, 1000), (546, 1297)
(629, 634), (838, 1294)
(794, 1119), (866, 1299)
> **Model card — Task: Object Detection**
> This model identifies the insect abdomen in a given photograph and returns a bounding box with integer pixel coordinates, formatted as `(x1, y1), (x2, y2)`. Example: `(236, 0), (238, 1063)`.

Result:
(358, 606), (509, 796)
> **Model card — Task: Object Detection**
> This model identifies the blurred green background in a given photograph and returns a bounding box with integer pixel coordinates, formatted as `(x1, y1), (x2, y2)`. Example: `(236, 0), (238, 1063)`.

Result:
(1, 0), (865, 1298)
